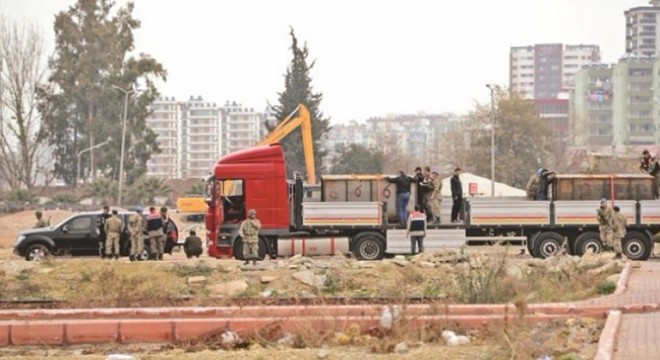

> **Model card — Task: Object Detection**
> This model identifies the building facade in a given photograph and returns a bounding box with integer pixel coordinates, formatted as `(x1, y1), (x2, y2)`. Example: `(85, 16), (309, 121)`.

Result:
(510, 44), (601, 99)
(145, 97), (267, 179)
(625, 1), (660, 57)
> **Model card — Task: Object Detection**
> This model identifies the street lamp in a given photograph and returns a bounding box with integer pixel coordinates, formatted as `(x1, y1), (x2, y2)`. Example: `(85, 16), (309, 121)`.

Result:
(112, 84), (135, 207)
(486, 84), (496, 198)
(76, 137), (113, 188)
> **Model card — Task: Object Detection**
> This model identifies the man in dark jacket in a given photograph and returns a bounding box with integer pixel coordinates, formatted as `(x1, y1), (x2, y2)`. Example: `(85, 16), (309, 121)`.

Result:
(536, 168), (556, 200)
(96, 205), (111, 258)
(146, 206), (165, 260)
(386, 171), (415, 224)
(184, 230), (203, 258)
(450, 168), (463, 223)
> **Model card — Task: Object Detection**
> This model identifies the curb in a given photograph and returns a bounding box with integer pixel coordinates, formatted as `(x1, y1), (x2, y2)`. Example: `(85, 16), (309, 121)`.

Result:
(614, 262), (632, 295)
(594, 310), (622, 360)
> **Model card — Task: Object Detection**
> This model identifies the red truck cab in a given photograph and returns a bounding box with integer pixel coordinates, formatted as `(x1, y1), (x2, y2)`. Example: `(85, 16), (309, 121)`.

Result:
(205, 144), (290, 258)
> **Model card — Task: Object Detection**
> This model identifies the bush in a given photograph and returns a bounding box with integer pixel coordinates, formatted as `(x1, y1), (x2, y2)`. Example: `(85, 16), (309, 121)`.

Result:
(7, 189), (37, 204)
(596, 280), (617, 295)
(49, 192), (78, 204)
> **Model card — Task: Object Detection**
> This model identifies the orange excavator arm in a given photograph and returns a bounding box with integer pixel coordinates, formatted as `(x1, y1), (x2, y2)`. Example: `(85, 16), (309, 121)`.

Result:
(259, 104), (316, 184)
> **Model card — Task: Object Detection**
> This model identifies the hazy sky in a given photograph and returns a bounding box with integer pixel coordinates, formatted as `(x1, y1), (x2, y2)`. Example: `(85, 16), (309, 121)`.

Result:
(0, 0), (647, 123)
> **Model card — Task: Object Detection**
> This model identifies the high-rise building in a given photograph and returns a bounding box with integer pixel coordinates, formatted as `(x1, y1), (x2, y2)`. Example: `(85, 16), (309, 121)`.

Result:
(180, 96), (221, 179)
(146, 96), (180, 179)
(510, 44), (601, 99)
(571, 56), (659, 148)
(625, 1), (660, 57)
(220, 101), (265, 155)
(145, 96), (267, 179)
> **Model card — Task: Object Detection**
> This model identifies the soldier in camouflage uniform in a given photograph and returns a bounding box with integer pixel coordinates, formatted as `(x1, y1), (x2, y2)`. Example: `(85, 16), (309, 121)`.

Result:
(525, 172), (539, 200)
(128, 207), (144, 261)
(34, 211), (49, 228)
(239, 209), (261, 265)
(612, 205), (626, 258)
(429, 171), (443, 224)
(596, 199), (615, 255)
(104, 209), (124, 260)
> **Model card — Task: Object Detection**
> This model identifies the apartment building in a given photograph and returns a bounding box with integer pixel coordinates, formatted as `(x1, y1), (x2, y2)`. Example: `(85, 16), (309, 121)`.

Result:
(146, 96), (180, 178)
(625, 1), (660, 57)
(510, 44), (601, 99)
(220, 101), (265, 155)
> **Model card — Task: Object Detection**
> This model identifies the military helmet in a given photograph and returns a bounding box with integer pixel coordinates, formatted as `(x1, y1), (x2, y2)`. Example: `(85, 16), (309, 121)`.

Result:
(247, 209), (257, 218)
(35, 210), (42, 217)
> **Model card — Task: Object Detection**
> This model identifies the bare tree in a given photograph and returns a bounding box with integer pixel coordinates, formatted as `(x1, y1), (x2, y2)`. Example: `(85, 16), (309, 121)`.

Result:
(0, 17), (52, 189)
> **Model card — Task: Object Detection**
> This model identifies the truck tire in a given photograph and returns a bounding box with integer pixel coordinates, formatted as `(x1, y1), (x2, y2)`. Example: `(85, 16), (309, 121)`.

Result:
(25, 243), (51, 261)
(622, 231), (652, 261)
(527, 232), (540, 257)
(573, 232), (603, 256)
(233, 237), (267, 261)
(532, 232), (563, 259)
(353, 232), (385, 261)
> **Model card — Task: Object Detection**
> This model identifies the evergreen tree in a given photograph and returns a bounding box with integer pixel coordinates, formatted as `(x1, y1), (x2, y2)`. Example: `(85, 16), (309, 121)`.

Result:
(269, 28), (330, 182)
(38, 0), (166, 185)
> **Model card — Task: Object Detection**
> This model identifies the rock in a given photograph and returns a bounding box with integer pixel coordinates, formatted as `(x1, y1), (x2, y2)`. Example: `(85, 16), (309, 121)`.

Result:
(207, 279), (248, 296)
(394, 342), (409, 354)
(288, 255), (314, 266)
(390, 258), (409, 267)
(260, 289), (273, 298)
(187, 276), (207, 284)
(379, 305), (402, 330)
(418, 261), (436, 269)
(221, 330), (240, 345)
(106, 355), (135, 360)
(260, 276), (276, 284)
(505, 263), (524, 279)
(316, 347), (330, 359)
(606, 273), (620, 284)
(292, 270), (326, 288)
(277, 332), (295, 346)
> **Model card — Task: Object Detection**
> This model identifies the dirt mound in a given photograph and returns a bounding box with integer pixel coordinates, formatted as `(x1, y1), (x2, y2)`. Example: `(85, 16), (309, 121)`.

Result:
(0, 209), (75, 248)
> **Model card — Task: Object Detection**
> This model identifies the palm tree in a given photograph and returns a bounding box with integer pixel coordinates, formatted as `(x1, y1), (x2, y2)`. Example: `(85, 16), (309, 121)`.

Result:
(83, 177), (119, 205)
(127, 176), (172, 205)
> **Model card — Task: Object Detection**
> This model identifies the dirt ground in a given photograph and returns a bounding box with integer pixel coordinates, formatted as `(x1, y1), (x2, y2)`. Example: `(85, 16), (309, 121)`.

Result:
(0, 210), (610, 359)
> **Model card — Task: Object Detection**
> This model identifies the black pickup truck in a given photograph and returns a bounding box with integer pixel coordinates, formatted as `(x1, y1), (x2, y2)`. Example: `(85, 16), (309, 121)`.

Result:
(14, 211), (179, 261)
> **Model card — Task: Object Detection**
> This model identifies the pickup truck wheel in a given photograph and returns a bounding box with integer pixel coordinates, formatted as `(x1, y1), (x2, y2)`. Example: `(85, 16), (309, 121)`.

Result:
(623, 232), (652, 261)
(233, 237), (267, 261)
(532, 232), (563, 259)
(353, 232), (385, 260)
(573, 232), (603, 256)
(25, 244), (50, 261)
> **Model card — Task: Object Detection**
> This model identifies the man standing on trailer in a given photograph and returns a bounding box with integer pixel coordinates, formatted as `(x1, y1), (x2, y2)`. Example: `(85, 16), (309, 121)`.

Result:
(450, 168), (463, 223)
(239, 209), (261, 265)
(596, 199), (616, 256)
(612, 205), (626, 259)
(385, 171), (415, 224)
(407, 205), (427, 254)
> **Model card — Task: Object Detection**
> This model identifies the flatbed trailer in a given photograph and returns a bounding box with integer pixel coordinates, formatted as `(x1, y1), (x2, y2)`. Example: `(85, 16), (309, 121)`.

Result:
(204, 144), (658, 261)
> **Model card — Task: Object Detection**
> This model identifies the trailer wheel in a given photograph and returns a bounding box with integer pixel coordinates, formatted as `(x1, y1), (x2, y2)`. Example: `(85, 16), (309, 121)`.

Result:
(573, 232), (603, 256)
(527, 232), (540, 257)
(233, 237), (268, 261)
(532, 232), (563, 259)
(622, 232), (652, 261)
(353, 232), (385, 261)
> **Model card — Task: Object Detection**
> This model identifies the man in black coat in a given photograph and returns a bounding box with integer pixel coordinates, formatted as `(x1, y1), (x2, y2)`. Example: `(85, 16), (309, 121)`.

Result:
(450, 168), (463, 223)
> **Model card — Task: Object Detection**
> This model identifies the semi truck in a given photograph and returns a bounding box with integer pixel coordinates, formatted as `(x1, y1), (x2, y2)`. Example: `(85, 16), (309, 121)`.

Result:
(203, 142), (659, 261)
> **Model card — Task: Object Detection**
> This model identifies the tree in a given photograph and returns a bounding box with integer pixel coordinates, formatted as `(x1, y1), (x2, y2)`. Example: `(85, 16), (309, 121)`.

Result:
(39, 0), (166, 185)
(0, 17), (52, 189)
(83, 177), (118, 205)
(269, 28), (330, 182)
(126, 176), (171, 205)
(330, 144), (384, 174)
(445, 88), (553, 189)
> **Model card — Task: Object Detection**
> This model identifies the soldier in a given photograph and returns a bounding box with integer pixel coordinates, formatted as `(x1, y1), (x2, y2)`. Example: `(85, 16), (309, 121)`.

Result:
(596, 199), (615, 256)
(97, 205), (111, 258)
(612, 206), (626, 259)
(146, 206), (165, 260)
(525, 171), (539, 200)
(104, 209), (123, 260)
(239, 209), (261, 265)
(184, 230), (203, 258)
(429, 171), (443, 223)
(34, 211), (49, 228)
(128, 207), (144, 261)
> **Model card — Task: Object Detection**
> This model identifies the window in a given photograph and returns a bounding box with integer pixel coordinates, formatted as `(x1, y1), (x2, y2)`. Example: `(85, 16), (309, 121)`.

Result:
(67, 217), (92, 232)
